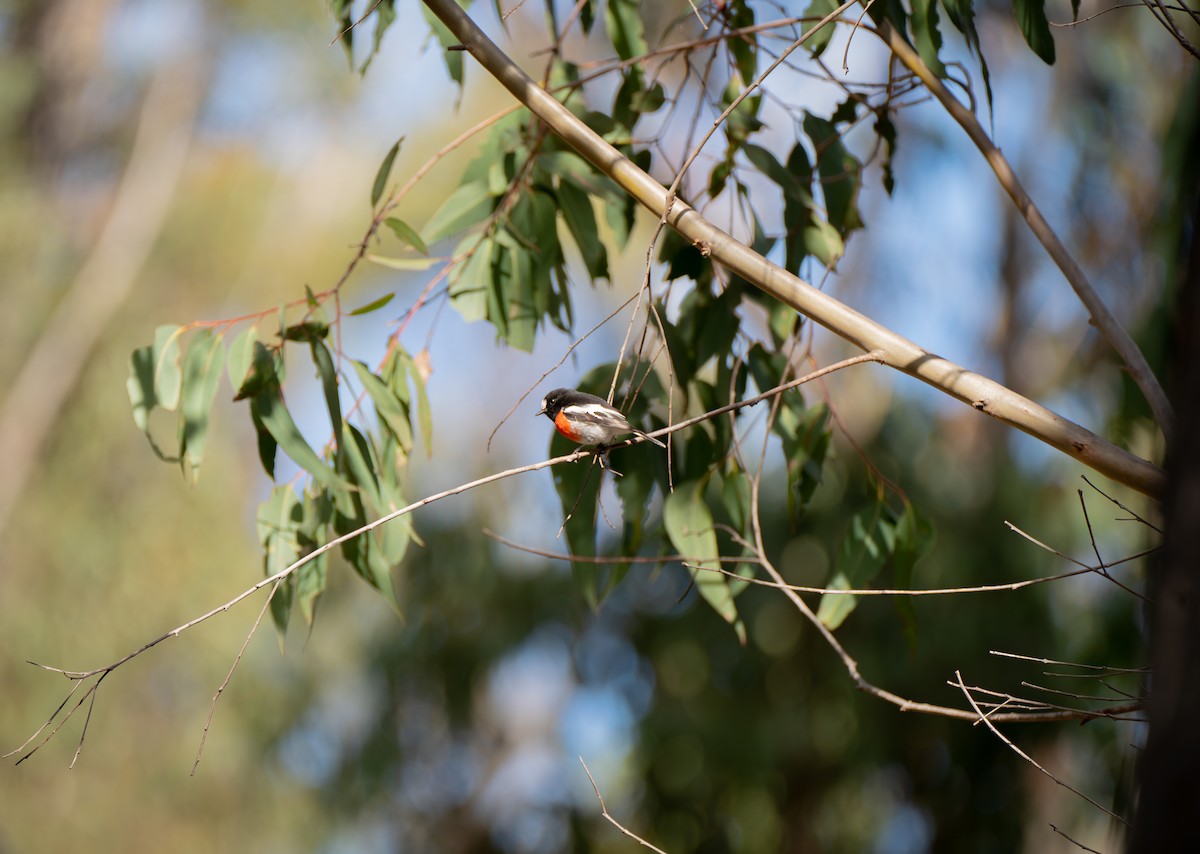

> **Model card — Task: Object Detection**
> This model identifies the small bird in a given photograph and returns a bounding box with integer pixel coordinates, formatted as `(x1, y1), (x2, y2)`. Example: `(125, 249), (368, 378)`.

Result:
(537, 388), (666, 449)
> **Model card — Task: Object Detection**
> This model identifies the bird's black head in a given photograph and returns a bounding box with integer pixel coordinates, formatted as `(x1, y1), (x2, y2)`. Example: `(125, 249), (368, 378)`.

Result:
(537, 388), (572, 419)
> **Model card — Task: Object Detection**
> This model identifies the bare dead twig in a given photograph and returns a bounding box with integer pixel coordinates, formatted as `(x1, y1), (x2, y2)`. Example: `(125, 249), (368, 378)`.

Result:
(579, 757), (669, 854)
(191, 576), (283, 775)
(951, 670), (1129, 824)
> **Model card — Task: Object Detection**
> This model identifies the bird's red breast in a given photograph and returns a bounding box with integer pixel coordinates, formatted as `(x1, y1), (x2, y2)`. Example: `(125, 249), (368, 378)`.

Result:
(554, 410), (584, 443)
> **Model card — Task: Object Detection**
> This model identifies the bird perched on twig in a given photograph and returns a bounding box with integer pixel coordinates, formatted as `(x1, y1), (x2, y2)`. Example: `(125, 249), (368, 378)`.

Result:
(537, 388), (665, 452)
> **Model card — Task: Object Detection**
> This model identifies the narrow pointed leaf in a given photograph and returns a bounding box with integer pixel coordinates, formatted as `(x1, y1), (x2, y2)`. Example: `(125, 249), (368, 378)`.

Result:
(372, 137), (403, 208)
(178, 329), (226, 484)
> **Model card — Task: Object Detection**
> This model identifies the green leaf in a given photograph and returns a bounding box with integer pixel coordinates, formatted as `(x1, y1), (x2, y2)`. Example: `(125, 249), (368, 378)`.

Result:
(127, 324), (183, 436)
(664, 480), (746, 643)
(604, 0), (647, 60)
(722, 82), (763, 144)
(802, 219), (845, 267)
(892, 501), (934, 645)
(449, 237), (492, 323)
(295, 490), (332, 626)
(257, 485), (303, 639)
(814, 573), (854, 631)
(491, 234), (536, 352)
(1013, 0), (1055, 64)
(366, 0), (397, 73)
(420, 3), (469, 85)
(385, 216), (428, 254)
(226, 326), (258, 392)
(250, 405), (278, 479)
(802, 0), (839, 57)
(309, 339), (342, 444)
(366, 255), (443, 271)
(910, 0), (946, 77)
(281, 319), (330, 343)
(178, 329), (226, 485)
(556, 180), (609, 281)
(422, 180), (494, 244)
(629, 82), (665, 114)
(352, 360), (413, 454)
(348, 292), (396, 316)
(234, 341), (283, 401)
(722, 469), (752, 534)
(250, 385), (352, 492)
(818, 509), (892, 629)
(875, 111), (898, 195)
(408, 351), (434, 456)
(551, 430), (603, 606)
(804, 112), (865, 237)
(372, 138), (403, 208)
(743, 143), (806, 203)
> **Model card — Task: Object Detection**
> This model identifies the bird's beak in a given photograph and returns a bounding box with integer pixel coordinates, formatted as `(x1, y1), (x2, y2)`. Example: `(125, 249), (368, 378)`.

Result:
(535, 405), (546, 417)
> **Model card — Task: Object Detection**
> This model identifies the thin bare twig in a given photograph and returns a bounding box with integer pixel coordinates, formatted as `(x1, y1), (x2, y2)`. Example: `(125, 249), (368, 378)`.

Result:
(579, 757), (669, 854)
(191, 576), (283, 775)
(951, 670), (1128, 824)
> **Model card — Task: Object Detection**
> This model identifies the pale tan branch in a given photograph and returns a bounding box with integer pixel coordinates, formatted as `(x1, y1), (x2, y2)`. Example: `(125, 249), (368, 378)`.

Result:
(419, 0), (1164, 498)
(874, 19), (1173, 441)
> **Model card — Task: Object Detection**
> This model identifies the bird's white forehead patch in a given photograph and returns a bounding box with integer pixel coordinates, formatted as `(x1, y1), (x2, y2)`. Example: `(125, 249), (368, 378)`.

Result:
(540, 396), (549, 410)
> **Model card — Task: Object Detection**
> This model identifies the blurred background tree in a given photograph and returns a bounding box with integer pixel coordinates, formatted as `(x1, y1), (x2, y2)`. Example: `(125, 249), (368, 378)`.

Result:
(0, 1), (1193, 852)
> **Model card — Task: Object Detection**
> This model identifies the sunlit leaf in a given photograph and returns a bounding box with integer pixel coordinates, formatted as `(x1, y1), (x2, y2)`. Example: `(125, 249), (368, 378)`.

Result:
(366, 254), (443, 271)
(178, 329), (226, 485)
(352, 360), (413, 454)
(422, 180), (494, 244)
(226, 325), (258, 392)
(127, 324), (183, 437)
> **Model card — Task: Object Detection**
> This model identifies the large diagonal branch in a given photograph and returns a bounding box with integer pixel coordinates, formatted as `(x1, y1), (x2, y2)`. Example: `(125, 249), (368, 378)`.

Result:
(875, 19), (1173, 443)
(421, 0), (1164, 498)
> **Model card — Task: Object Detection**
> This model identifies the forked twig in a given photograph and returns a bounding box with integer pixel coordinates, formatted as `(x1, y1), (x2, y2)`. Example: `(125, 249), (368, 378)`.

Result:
(951, 670), (1128, 824)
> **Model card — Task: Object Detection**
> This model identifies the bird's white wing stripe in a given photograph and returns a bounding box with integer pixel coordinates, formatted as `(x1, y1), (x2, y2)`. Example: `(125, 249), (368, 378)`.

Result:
(561, 402), (631, 426)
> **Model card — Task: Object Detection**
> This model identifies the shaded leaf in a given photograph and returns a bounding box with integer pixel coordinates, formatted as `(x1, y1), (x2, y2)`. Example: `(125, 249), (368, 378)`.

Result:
(664, 480), (746, 643)
(605, 0), (647, 60)
(250, 385), (352, 492)
(385, 216), (428, 254)
(802, 0), (840, 57)
(372, 138), (403, 207)
(257, 485), (303, 639)
(349, 292), (396, 316)
(1013, 0), (1055, 64)
(910, 0), (946, 77)
(556, 179), (609, 281)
